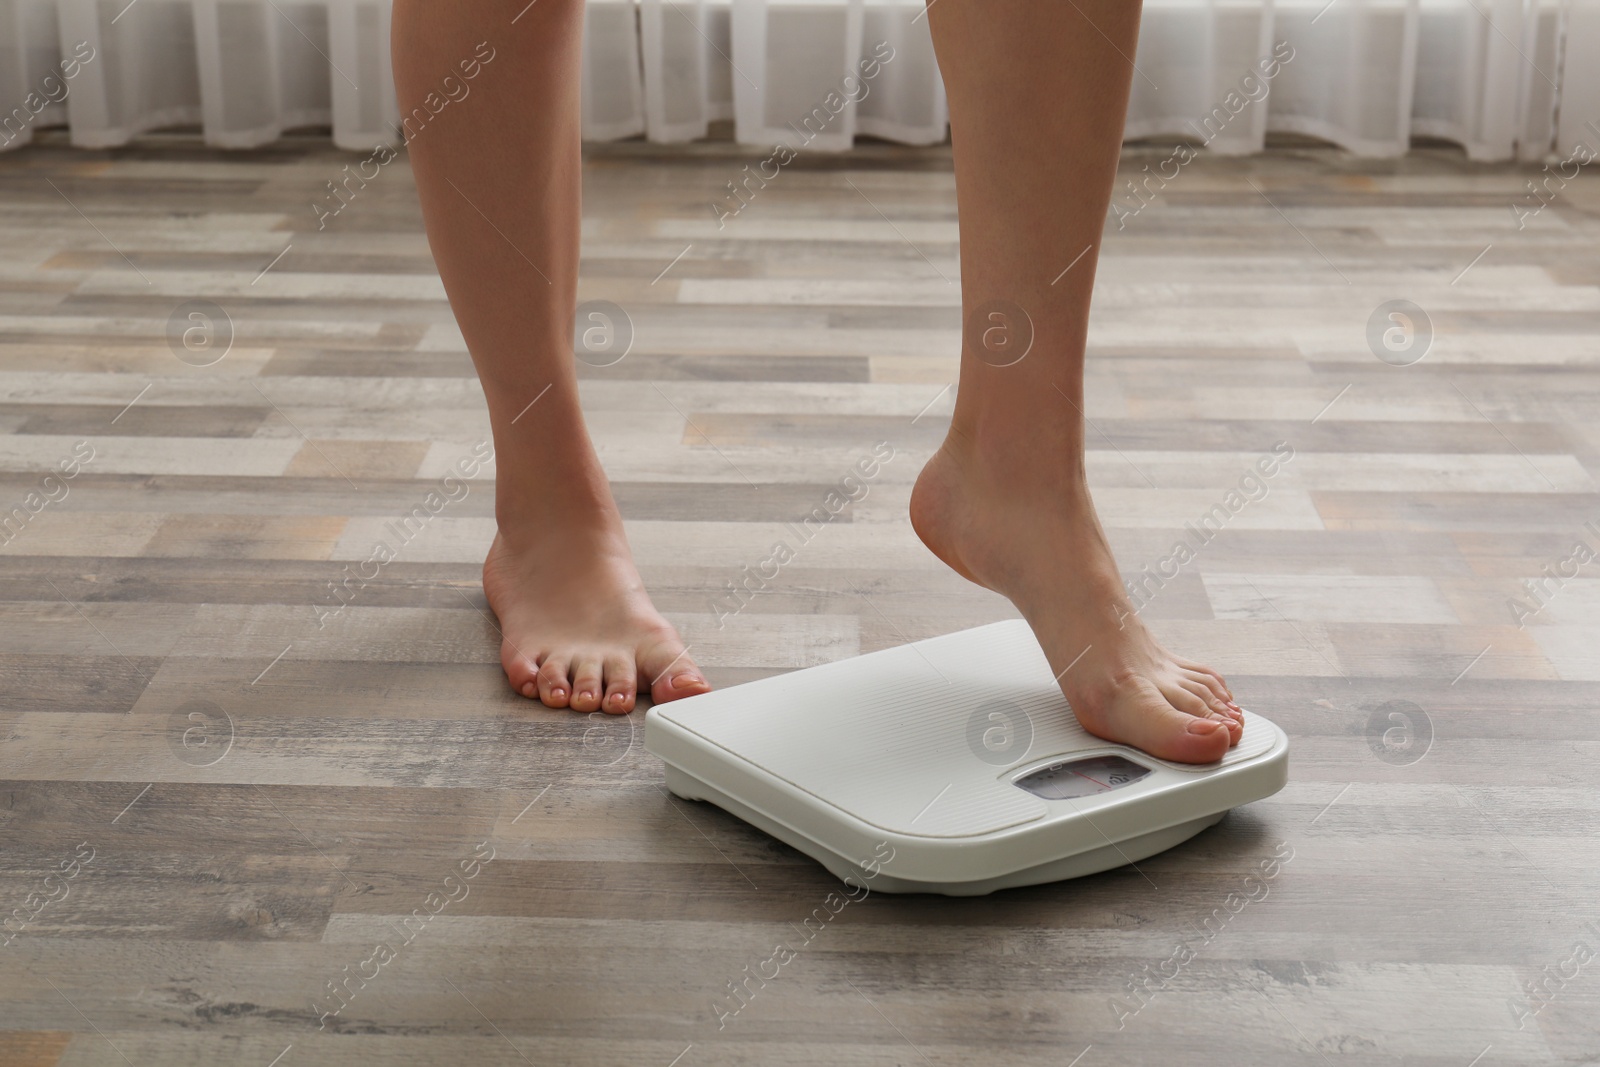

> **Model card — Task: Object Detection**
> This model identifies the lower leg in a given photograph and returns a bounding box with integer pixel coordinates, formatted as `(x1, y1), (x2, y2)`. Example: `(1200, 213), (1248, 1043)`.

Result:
(914, 0), (1244, 761)
(391, 0), (709, 711)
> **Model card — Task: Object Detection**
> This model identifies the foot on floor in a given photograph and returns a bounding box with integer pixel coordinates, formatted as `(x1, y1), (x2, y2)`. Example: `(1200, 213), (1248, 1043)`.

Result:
(482, 524), (710, 714)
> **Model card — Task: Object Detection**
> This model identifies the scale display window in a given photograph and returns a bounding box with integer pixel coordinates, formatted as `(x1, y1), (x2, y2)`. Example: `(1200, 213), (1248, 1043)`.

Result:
(1014, 754), (1153, 800)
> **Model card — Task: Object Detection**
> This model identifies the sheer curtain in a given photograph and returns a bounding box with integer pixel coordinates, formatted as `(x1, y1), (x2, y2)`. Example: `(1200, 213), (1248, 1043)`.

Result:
(0, 0), (1593, 161)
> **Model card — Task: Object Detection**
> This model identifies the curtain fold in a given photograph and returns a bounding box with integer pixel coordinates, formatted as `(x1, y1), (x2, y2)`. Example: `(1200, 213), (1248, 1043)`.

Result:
(0, 0), (1586, 160)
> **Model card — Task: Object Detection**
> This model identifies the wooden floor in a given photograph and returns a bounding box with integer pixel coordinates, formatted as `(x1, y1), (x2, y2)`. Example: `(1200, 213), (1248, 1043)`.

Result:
(2, 131), (1599, 1067)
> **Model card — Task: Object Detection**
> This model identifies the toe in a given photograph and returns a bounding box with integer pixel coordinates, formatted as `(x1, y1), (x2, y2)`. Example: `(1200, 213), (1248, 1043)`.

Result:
(1168, 679), (1242, 751)
(1183, 667), (1232, 710)
(502, 641), (541, 700)
(1160, 679), (1222, 724)
(537, 653), (573, 708)
(569, 654), (605, 713)
(1180, 674), (1240, 721)
(1179, 678), (1242, 745)
(1178, 657), (1233, 702)
(1092, 678), (1232, 764)
(1171, 711), (1234, 762)
(641, 635), (711, 705)
(601, 651), (637, 715)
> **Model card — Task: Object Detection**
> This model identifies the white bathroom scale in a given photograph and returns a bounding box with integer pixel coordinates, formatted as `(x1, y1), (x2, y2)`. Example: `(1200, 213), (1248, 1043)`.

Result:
(645, 619), (1289, 896)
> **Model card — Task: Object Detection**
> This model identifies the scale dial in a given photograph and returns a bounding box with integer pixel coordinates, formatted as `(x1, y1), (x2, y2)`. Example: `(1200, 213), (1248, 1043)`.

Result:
(1014, 754), (1152, 800)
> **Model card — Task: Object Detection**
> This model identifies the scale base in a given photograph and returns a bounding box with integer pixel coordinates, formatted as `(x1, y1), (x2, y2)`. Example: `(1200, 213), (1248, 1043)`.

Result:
(666, 764), (1227, 896)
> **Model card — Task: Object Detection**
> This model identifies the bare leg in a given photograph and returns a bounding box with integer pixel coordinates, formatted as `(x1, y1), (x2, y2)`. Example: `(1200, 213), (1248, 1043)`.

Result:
(391, 0), (710, 712)
(912, 0), (1245, 761)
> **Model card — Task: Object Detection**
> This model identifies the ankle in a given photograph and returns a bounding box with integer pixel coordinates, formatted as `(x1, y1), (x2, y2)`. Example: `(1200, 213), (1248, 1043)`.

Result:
(942, 407), (1088, 496)
(487, 408), (621, 526)
(915, 425), (1129, 619)
(492, 469), (624, 551)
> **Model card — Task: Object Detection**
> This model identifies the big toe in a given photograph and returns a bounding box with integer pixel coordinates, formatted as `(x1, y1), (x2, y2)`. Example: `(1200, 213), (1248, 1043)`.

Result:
(1083, 680), (1232, 765)
(641, 637), (711, 706)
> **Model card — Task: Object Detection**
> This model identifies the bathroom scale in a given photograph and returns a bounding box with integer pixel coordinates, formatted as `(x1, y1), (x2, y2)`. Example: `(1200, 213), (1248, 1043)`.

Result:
(644, 619), (1289, 896)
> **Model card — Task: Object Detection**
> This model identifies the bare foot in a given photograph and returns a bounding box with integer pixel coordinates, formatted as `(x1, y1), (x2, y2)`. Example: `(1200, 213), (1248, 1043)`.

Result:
(910, 434), (1243, 763)
(482, 520), (710, 714)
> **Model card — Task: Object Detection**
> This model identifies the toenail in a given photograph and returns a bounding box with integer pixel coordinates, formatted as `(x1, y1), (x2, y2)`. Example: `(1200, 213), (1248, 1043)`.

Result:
(670, 672), (702, 690)
(1187, 717), (1225, 735)
(521, 683), (535, 697)
(580, 690), (594, 700)
(1226, 700), (1242, 712)
(552, 686), (566, 698)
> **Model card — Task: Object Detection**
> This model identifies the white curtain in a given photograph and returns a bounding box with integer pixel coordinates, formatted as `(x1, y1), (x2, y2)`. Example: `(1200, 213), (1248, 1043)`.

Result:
(1, 0), (1593, 161)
